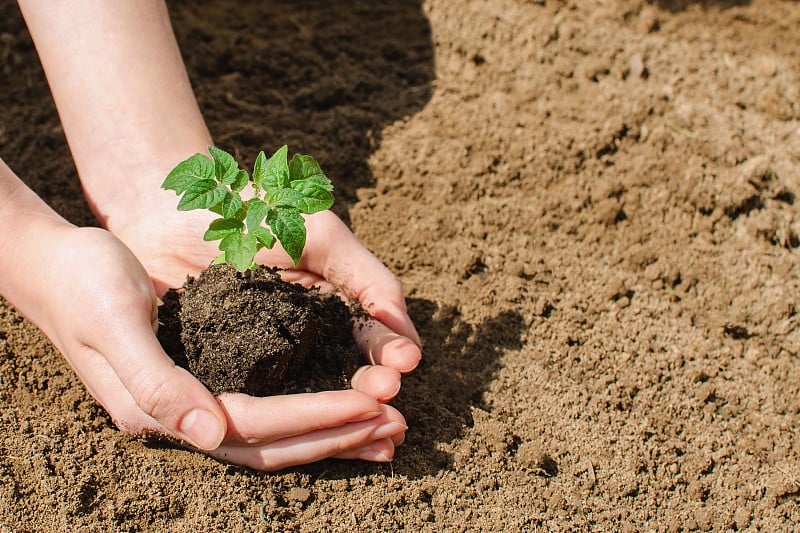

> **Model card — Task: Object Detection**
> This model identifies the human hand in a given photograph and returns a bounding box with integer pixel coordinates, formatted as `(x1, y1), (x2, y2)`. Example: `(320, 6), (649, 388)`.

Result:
(3, 224), (228, 449)
(19, 223), (414, 470)
(97, 188), (421, 469)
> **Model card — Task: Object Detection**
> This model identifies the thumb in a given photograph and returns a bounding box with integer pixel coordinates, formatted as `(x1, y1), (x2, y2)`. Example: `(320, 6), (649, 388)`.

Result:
(89, 298), (227, 450)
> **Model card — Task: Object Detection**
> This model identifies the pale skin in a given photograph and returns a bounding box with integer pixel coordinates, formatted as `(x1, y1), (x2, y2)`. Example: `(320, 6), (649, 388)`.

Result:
(1, 0), (422, 470)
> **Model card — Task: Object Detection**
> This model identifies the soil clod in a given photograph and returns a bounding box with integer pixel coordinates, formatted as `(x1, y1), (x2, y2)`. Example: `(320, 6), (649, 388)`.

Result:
(157, 264), (361, 396)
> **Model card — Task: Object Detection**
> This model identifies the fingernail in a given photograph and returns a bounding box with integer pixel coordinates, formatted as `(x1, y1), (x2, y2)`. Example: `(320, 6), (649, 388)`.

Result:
(372, 421), (407, 440)
(358, 449), (393, 462)
(349, 410), (383, 423)
(377, 382), (402, 403)
(179, 408), (224, 450)
(407, 322), (422, 348)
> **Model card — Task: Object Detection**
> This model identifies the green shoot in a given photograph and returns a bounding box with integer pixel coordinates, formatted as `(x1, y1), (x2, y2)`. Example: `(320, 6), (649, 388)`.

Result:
(162, 145), (334, 272)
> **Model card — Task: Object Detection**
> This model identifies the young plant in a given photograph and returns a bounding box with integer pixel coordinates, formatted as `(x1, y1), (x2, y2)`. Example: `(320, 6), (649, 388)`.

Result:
(161, 145), (334, 272)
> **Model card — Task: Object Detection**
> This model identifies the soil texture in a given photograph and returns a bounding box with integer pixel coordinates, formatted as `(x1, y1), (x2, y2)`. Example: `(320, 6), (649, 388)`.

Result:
(157, 264), (360, 396)
(1, 0), (799, 531)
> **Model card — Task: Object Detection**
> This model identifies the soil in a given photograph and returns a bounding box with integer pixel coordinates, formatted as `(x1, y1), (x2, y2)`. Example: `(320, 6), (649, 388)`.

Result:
(157, 264), (360, 397)
(1, 0), (799, 531)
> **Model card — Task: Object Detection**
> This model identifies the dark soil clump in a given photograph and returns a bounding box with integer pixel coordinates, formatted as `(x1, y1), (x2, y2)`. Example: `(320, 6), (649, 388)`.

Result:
(157, 264), (361, 396)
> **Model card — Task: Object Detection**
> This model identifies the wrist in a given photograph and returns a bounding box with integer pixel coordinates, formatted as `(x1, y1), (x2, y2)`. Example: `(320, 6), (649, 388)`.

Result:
(0, 159), (72, 240)
(78, 136), (212, 230)
(0, 160), (74, 319)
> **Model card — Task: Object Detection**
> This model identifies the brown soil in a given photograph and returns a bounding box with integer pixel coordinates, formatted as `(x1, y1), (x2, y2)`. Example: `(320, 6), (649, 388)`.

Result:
(1, 0), (799, 531)
(157, 264), (360, 396)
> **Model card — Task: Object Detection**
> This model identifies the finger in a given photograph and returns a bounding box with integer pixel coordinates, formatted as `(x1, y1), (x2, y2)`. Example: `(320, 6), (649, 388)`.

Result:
(333, 437), (401, 461)
(353, 317), (422, 373)
(216, 389), (385, 445)
(351, 365), (402, 402)
(69, 345), (406, 457)
(301, 212), (421, 346)
(278, 268), (421, 374)
(354, 278), (421, 347)
(64, 342), (173, 436)
(208, 406), (406, 471)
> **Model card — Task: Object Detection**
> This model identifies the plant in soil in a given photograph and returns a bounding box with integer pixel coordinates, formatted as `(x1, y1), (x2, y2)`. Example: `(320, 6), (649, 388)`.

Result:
(157, 146), (361, 396)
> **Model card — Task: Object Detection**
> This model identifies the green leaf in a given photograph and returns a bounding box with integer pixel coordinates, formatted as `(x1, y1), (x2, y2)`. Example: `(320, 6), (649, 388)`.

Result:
(211, 253), (227, 265)
(208, 146), (239, 184)
(250, 226), (276, 249)
(290, 178), (334, 214)
(231, 169), (249, 192)
(177, 179), (226, 211)
(162, 153), (214, 194)
(219, 232), (258, 272)
(267, 207), (306, 266)
(252, 151), (267, 191)
(220, 191), (243, 219)
(290, 173), (334, 193)
(288, 154), (328, 183)
(244, 198), (271, 232)
(286, 154), (334, 213)
(233, 207), (247, 222)
(266, 188), (303, 208)
(203, 218), (243, 241)
(262, 145), (290, 189)
(298, 191), (334, 214)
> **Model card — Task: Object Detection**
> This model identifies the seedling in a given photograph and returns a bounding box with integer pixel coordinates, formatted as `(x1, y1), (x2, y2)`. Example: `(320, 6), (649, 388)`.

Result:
(162, 145), (334, 272)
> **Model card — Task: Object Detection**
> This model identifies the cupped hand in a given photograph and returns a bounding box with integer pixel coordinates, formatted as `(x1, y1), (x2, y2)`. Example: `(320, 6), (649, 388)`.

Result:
(31, 225), (415, 470)
(96, 191), (421, 470)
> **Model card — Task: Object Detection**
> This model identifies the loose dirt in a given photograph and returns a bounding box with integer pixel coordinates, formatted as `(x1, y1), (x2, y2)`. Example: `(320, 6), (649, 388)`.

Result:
(1, 0), (798, 531)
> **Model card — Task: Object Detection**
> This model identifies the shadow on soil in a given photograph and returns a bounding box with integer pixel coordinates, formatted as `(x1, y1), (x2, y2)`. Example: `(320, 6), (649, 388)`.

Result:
(393, 299), (527, 476)
(296, 298), (526, 481)
(170, 0), (436, 224)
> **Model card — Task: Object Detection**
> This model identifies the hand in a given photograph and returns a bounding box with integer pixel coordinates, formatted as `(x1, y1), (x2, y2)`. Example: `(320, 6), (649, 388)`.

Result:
(26, 224), (417, 470)
(101, 189), (421, 470)
(6, 224), (227, 448)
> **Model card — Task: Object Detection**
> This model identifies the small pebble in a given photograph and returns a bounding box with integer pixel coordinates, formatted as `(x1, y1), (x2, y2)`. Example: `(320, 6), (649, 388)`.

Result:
(627, 54), (645, 80)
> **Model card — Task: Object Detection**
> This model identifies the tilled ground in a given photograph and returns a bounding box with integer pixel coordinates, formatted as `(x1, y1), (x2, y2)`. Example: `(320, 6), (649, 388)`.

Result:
(1, 0), (798, 530)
